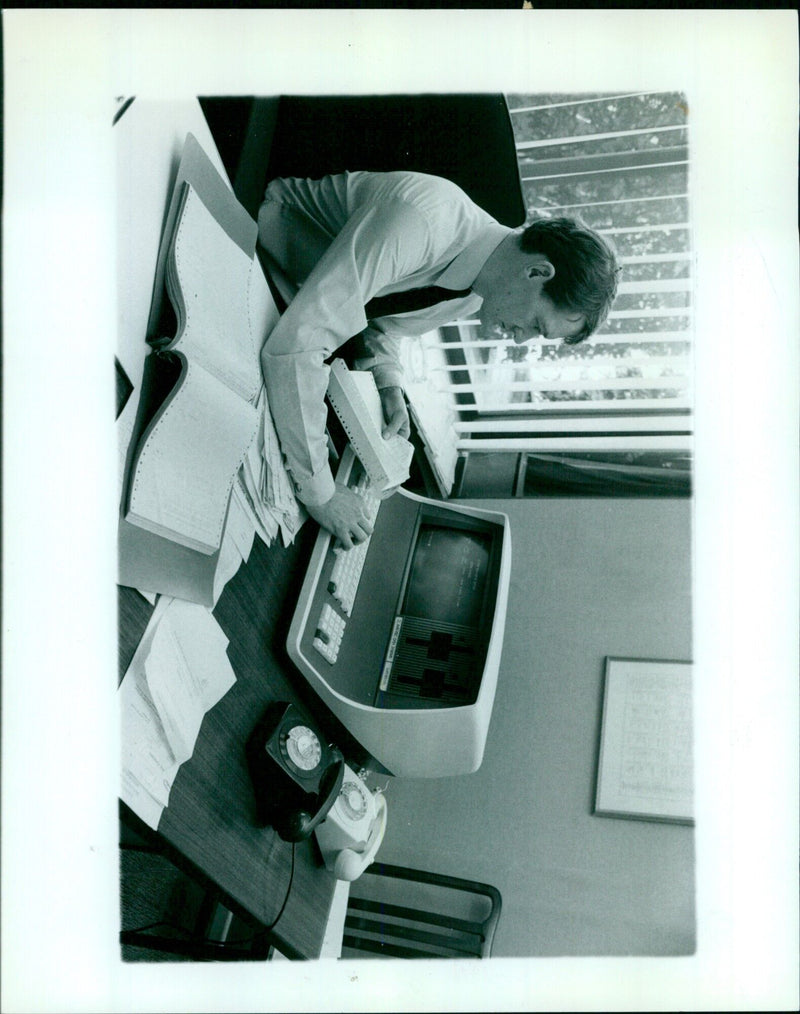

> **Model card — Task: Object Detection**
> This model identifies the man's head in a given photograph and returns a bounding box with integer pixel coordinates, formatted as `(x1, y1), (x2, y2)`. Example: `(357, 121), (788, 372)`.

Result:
(473, 216), (619, 346)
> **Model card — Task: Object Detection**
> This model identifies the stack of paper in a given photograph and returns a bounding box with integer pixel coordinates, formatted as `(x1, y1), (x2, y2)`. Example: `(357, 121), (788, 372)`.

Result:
(237, 385), (306, 548)
(120, 596), (237, 830)
(212, 482), (256, 605)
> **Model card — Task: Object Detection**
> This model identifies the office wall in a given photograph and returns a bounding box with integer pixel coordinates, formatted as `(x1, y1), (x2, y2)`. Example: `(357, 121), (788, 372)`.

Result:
(377, 497), (694, 957)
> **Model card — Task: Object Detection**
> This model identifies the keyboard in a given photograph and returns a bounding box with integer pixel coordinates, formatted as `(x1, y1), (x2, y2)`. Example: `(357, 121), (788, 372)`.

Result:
(311, 472), (382, 665)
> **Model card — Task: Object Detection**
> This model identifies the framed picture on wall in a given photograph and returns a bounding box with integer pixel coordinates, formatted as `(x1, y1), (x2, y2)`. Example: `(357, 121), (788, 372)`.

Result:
(595, 657), (693, 825)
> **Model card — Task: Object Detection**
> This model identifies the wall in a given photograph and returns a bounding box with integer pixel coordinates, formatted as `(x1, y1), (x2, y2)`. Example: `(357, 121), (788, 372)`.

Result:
(376, 496), (694, 957)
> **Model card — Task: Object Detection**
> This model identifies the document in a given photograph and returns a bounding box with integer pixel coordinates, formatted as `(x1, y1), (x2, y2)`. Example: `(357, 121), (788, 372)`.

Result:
(119, 597), (179, 825)
(119, 596), (237, 829)
(212, 486), (256, 605)
(144, 598), (234, 763)
(237, 385), (305, 547)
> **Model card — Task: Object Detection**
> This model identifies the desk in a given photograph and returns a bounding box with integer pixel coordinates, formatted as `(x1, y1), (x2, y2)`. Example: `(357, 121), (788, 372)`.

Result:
(115, 98), (398, 958)
(119, 525), (340, 959)
(115, 98), (342, 958)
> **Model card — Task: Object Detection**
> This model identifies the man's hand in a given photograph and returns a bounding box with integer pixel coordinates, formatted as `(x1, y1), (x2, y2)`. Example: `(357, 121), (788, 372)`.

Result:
(305, 484), (374, 549)
(379, 386), (411, 440)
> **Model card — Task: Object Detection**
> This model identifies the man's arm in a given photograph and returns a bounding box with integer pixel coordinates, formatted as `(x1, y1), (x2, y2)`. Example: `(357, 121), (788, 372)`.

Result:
(261, 196), (430, 536)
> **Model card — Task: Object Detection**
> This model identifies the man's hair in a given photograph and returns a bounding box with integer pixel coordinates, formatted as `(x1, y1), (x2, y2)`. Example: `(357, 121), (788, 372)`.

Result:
(520, 216), (620, 343)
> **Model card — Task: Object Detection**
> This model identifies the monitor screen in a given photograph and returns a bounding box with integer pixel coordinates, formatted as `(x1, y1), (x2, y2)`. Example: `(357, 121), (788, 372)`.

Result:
(402, 523), (491, 628)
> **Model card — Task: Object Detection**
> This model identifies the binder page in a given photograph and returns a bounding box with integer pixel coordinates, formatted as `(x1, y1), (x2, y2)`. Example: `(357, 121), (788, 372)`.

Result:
(168, 184), (262, 401)
(126, 357), (258, 554)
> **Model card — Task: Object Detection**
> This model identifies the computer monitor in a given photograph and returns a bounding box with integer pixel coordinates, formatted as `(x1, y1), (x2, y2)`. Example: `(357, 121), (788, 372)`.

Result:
(287, 447), (512, 777)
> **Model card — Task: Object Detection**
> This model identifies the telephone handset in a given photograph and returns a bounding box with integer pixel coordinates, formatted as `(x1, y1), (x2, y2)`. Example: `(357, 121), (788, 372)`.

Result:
(315, 764), (389, 881)
(245, 701), (345, 843)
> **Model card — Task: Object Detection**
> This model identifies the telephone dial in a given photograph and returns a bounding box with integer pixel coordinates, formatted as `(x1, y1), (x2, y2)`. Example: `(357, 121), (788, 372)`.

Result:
(314, 763), (388, 882)
(246, 701), (344, 843)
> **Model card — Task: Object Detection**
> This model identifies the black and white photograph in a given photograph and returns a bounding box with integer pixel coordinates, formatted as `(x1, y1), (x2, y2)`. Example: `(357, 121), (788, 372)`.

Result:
(3, 9), (798, 1013)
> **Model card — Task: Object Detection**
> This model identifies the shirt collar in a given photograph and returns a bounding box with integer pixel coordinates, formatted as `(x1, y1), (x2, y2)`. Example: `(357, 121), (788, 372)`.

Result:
(436, 222), (512, 289)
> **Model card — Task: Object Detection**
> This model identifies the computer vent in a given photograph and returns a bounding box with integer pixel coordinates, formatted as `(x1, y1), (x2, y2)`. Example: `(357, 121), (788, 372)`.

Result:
(385, 617), (481, 705)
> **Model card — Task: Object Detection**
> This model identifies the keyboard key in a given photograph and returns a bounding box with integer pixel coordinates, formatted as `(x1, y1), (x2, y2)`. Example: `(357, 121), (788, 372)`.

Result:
(312, 471), (382, 662)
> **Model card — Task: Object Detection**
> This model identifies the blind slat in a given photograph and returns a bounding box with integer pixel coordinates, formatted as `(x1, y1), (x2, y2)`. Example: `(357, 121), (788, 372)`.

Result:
(471, 397), (692, 412)
(530, 192), (686, 212)
(522, 160), (687, 183)
(618, 279), (692, 293)
(608, 307), (692, 319)
(618, 252), (692, 264)
(508, 91), (661, 114)
(439, 355), (690, 372)
(457, 435), (693, 452)
(599, 223), (689, 236)
(447, 376), (690, 393)
(516, 124), (686, 150)
(455, 415), (690, 434)
(449, 332), (691, 348)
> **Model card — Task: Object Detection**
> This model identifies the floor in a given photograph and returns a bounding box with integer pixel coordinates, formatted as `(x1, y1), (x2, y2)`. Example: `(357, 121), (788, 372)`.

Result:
(119, 845), (207, 962)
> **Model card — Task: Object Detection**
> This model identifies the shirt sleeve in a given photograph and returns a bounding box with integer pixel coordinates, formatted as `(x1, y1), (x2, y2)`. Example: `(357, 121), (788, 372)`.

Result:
(261, 196), (433, 506)
(352, 326), (405, 391)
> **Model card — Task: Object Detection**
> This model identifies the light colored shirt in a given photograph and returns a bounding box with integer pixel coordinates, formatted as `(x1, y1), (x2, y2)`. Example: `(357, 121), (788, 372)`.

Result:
(258, 170), (510, 506)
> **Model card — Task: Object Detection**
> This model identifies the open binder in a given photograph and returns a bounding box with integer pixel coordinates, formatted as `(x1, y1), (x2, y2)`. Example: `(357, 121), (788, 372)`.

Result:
(118, 133), (264, 605)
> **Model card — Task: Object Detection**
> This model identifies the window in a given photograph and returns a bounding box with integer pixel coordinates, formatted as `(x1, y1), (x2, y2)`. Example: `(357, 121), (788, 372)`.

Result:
(446, 91), (692, 498)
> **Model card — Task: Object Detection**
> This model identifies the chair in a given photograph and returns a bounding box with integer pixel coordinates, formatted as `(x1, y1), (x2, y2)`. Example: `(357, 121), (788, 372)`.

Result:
(200, 94), (526, 228)
(341, 862), (502, 959)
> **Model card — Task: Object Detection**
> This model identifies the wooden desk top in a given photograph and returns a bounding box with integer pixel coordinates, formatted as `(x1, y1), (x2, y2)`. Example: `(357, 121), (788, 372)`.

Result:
(119, 525), (340, 960)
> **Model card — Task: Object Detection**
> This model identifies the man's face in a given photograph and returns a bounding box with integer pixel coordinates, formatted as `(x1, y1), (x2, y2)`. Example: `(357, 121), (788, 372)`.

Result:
(476, 252), (586, 346)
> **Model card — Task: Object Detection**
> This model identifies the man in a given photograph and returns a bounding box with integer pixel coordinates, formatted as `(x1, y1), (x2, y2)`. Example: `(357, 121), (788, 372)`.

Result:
(258, 170), (618, 547)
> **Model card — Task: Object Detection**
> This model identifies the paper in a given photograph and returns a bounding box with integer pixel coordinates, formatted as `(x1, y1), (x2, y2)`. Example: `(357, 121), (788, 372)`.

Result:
(119, 597), (179, 824)
(401, 332), (459, 495)
(119, 596), (237, 829)
(212, 484), (255, 604)
(166, 183), (262, 402)
(125, 358), (259, 555)
(120, 668), (180, 809)
(144, 600), (234, 763)
(327, 360), (414, 492)
(595, 658), (693, 823)
(237, 385), (305, 547)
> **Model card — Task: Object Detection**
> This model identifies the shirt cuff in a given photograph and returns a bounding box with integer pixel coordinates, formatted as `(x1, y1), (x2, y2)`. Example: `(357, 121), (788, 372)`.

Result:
(293, 463), (336, 508)
(368, 363), (405, 391)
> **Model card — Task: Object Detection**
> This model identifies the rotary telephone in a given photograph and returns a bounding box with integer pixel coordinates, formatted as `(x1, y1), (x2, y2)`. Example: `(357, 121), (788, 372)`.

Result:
(245, 701), (345, 843)
(314, 763), (388, 881)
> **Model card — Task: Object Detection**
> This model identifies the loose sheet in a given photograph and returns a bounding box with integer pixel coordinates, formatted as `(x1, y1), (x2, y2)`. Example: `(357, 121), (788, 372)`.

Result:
(119, 596), (237, 829)
(237, 384), (306, 548)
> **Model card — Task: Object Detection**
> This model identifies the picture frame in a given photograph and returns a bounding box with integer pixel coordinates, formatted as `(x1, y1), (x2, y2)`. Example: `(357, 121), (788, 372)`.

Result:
(595, 657), (694, 825)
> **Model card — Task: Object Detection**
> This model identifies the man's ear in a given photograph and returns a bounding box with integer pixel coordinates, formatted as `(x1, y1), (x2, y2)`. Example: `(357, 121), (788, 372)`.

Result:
(525, 255), (555, 281)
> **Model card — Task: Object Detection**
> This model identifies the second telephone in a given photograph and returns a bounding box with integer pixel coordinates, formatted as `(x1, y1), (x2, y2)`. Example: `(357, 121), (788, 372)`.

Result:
(245, 701), (344, 843)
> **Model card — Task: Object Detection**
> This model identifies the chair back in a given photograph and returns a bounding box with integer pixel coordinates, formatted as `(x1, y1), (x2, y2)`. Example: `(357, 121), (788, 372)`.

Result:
(264, 94), (526, 229)
(341, 862), (501, 959)
(201, 94), (526, 229)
